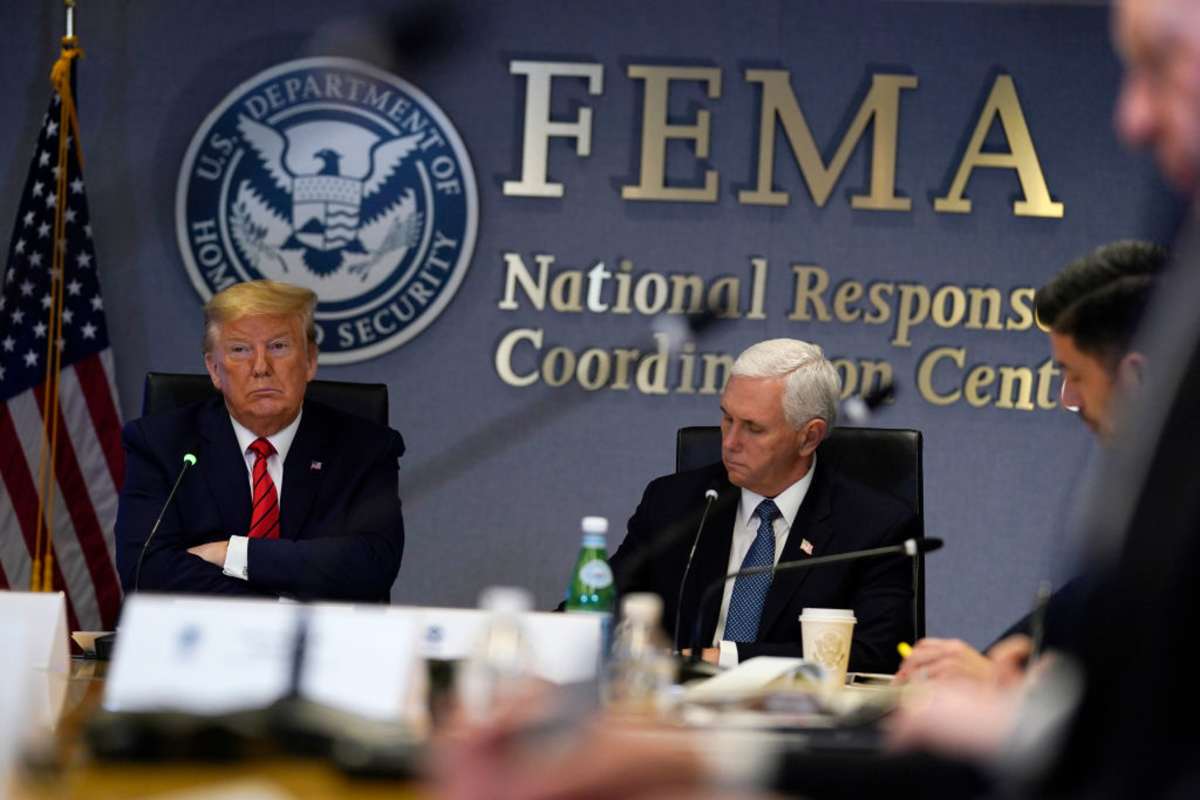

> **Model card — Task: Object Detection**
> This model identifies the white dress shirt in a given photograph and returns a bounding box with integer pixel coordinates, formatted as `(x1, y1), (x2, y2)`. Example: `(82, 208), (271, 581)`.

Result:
(221, 409), (303, 580)
(713, 455), (816, 667)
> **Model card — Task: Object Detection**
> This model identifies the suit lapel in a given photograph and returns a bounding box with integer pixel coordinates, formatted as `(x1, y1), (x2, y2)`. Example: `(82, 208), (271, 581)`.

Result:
(757, 462), (835, 637)
(198, 400), (252, 538)
(685, 479), (739, 647)
(280, 404), (329, 541)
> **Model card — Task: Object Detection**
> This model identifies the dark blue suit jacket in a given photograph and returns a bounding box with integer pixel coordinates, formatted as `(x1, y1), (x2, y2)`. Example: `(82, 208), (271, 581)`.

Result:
(609, 460), (916, 674)
(115, 396), (405, 602)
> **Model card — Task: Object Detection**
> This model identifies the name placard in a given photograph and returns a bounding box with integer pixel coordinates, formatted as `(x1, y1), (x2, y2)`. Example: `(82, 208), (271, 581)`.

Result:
(106, 596), (418, 720)
(0, 591), (69, 731)
(392, 606), (604, 684)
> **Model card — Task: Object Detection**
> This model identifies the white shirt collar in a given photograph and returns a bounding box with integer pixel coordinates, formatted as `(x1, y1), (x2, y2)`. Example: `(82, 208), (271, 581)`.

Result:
(228, 407), (303, 463)
(737, 453), (817, 529)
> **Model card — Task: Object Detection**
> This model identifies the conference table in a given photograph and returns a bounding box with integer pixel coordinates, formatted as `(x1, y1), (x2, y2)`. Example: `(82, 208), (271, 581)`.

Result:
(10, 659), (426, 800)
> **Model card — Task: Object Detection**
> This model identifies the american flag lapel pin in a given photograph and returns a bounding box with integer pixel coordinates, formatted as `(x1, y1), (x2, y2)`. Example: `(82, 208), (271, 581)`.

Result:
(800, 539), (814, 556)
(310, 461), (322, 471)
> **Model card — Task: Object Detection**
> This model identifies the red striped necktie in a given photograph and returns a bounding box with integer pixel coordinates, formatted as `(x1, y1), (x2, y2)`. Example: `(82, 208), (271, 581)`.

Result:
(248, 437), (281, 540)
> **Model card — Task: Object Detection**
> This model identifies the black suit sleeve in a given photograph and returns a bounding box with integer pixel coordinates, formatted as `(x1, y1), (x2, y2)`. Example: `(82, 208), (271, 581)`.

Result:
(244, 429), (405, 602)
(115, 419), (263, 596)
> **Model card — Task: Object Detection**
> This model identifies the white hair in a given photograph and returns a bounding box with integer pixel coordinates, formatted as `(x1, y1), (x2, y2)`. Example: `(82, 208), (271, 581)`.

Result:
(730, 339), (841, 430)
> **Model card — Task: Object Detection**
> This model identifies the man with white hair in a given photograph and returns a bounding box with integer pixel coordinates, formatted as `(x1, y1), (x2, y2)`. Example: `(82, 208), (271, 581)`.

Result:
(609, 338), (917, 673)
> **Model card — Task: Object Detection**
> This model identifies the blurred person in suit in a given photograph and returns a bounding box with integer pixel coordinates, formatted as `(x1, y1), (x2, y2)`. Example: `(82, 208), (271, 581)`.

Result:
(895, 240), (1164, 686)
(115, 279), (405, 601)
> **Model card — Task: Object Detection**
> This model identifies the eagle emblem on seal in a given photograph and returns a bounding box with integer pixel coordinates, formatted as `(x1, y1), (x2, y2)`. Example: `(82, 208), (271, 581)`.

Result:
(230, 115), (424, 280)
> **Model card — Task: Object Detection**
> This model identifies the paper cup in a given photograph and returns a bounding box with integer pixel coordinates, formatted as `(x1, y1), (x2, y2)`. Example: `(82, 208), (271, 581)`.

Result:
(799, 608), (856, 687)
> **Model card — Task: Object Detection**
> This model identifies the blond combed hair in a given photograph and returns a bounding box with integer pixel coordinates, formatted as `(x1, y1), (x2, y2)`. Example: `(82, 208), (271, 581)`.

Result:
(202, 280), (318, 353)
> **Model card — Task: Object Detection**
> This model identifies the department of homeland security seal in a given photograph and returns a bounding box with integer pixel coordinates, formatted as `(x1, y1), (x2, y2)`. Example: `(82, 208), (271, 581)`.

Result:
(175, 57), (477, 364)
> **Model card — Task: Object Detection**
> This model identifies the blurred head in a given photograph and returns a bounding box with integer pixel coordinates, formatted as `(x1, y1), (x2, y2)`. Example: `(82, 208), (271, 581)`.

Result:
(1114, 0), (1200, 192)
(720, 339), (841, 497)
(202, 280), (319, 437)
(1035, 241), (1164, 440)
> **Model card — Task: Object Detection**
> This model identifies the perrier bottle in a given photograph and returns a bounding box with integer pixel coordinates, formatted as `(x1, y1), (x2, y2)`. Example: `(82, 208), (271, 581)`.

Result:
(565, 516), (616, 615)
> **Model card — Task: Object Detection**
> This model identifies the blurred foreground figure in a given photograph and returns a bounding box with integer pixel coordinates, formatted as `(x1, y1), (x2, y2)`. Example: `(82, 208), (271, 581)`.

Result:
(1036, 0), (1200, 795)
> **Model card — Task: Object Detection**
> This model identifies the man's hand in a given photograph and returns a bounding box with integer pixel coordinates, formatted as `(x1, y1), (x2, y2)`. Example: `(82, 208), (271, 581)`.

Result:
(894, 637), (995, 685)
(187, 539), (229, 567)
(680, 647), (721, 665)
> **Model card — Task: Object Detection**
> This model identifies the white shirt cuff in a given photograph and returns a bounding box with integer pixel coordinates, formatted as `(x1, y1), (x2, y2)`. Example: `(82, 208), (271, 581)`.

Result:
(222, 536), (249, 580)
(718, 639), (740, 668)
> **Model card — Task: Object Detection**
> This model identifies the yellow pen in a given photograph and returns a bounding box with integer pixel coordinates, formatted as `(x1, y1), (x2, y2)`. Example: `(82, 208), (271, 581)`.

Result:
(897, 642), (913, 659)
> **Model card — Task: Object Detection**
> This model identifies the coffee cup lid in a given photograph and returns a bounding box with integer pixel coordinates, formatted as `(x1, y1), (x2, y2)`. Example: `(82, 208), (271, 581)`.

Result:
(799, 607), (856, 622)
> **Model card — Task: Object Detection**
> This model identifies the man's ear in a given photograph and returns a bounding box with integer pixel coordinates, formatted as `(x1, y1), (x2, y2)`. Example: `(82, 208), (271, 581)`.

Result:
(798, 418), (827, 458)
(204, 351), (222, 390)
(1117, 351), (1147, 389)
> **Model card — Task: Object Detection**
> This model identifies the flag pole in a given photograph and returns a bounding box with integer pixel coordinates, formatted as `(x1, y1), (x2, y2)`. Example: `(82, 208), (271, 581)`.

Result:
(65, 0), (75, 39)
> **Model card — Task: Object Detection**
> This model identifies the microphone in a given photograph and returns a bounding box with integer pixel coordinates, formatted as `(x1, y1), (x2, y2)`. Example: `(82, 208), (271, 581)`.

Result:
(841, 378), (897, 425)
(673, 481), (722, 652)
(133, 453), (198, 592)
(689, 537), (943, 662)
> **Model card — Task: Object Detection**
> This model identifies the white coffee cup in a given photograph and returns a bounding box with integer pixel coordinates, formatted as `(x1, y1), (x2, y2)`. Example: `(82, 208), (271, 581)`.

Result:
(798, 608), (856, 687)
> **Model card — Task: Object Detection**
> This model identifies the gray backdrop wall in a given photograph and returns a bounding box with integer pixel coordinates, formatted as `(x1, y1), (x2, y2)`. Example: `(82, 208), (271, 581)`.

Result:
(0, 0), (1175, 647)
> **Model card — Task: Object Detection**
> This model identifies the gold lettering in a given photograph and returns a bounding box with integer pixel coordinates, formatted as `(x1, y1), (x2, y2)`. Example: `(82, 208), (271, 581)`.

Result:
(549, 270), (584, 311)
(622, 66), (721, 202)
(740, 71), (917, 209)
(503, 61), (604, 198)
(1036, 357), (1060, 409)
(1008, 287), (1037, 331)
(499, 252), (551, 311)
(700, 352), (735, 394)
(966, 287), (1004, 330)
(892, 283), (930, 347)
(576, 348), (612, 391)
(916, 346), (964, 406)
(931, 285), (967, 328)
(788, 265), (831, 321)
(996, 365), (1036, 411)
(833, 280), (864, 323)
(964, 365), (995, 407)
(934, 75), (1064, 218)
(667, 273), (705, 314)
(495, 327), (542, 387)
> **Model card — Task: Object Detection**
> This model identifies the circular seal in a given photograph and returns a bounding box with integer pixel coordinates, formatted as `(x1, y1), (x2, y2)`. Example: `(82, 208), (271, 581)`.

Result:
(176, 57), (477, 364)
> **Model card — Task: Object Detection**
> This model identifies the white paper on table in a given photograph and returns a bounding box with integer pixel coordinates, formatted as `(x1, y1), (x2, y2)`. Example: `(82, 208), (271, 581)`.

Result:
(103, 595), (297, 714)
(683, 656), (810, 701)
(388, 606), (603, 684)
(0, 618), (32, 800)
(0, 591), (69, 732)
(302, 603), (417, 720)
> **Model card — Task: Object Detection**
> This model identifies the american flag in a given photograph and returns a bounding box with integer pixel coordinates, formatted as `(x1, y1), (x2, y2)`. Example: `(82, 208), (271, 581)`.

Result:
(0, 42), (123, 632)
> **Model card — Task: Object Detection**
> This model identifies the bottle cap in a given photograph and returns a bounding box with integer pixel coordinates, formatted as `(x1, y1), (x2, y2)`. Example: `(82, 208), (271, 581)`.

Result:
(621, 592), (663, 625)
(581, 516), (608, 535)
(478, 586), (533, 614)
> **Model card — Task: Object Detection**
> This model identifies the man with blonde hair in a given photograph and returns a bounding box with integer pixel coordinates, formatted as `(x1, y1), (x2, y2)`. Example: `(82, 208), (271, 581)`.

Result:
(115, 279), (405, 601)
(609, 338), (916, 672)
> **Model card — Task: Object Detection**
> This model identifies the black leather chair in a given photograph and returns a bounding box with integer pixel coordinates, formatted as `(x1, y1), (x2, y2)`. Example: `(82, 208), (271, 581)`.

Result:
(675, 425), (926, 639)
(141, 371), (389, 425)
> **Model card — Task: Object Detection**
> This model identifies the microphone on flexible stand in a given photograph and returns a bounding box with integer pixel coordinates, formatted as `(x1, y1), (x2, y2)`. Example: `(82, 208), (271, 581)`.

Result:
(133, 453), (198, 592)
(673, 481), (722, 653)
(688, 537), (944, 664)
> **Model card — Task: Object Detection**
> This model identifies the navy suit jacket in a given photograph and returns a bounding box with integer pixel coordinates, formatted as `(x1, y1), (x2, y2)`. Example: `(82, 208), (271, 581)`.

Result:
(115, 396), (405, 602)
(609, 460), (916, 674)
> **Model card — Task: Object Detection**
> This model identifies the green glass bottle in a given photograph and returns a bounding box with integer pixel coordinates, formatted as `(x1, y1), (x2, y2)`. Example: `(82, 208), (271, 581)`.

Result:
(564, 516), (616, 614)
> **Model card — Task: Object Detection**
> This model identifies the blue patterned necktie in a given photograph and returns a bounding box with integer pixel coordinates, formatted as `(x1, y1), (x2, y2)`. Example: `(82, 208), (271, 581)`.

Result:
(723, 499), (781, 642)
